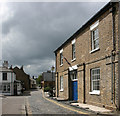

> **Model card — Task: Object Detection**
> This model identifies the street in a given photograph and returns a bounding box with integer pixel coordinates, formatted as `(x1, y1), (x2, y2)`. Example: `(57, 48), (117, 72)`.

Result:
(2, 89), (120, 115)
(1, 89), (89, 115)
(27, 89), (85, 115)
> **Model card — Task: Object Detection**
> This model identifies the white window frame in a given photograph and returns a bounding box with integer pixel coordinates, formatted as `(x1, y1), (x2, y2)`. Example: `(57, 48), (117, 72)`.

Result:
(2, 84), (10, 93)
(60, 76), (63, 91)
(90, 20), (99, 53)
(91, 28), (99, 51)
(70, 70), (77, 81)
(72, 39), (76, 61)
(60, 49), (63, 66)
(89, 68), (100, 95)
(2, 72), (7, 81)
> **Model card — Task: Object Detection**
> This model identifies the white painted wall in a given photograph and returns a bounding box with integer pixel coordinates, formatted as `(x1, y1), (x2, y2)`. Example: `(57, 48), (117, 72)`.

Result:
(0, 71), (16, 95)
(17, 83), (22, 95)
(0, 72), (16, 83)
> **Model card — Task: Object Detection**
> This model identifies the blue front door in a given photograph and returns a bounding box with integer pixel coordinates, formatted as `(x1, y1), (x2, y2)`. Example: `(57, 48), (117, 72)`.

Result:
(72, 81), (78, 101)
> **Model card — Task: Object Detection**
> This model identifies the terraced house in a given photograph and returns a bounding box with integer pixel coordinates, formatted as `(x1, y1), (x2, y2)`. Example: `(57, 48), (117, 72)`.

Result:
(54, 2), (120, 110)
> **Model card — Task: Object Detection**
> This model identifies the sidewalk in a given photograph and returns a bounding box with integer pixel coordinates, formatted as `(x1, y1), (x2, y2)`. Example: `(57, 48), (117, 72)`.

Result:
(44, 92), (114, 115)
(2, 95), (26, 115)
(70, 102), (111, 114)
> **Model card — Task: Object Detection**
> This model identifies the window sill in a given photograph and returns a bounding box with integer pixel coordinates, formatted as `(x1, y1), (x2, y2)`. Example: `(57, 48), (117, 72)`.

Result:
(89, 91), (100, 95)
(71, 58), (76, 62)
(60, 89), (64, 92)
(90, 48), (100, 54)
(60, 64), (63, 67)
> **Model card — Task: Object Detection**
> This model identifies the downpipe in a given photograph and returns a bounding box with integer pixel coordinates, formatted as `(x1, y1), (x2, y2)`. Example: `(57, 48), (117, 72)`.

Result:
(118, 1), (120, 111)
(110, 2), (116, 104)
(83, 63), (86, 104)
(111, 51), (115, 104)
(110, 2), (118, 110)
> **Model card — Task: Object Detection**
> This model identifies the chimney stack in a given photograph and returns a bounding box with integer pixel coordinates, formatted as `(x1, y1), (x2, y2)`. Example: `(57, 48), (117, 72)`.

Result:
(3, 61), (8, 68)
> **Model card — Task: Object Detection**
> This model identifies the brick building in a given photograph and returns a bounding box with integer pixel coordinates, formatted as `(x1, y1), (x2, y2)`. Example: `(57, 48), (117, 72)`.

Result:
(41, 71), (55, 89)
(12, 66), (31, 91)
(54, 2), (120, 110)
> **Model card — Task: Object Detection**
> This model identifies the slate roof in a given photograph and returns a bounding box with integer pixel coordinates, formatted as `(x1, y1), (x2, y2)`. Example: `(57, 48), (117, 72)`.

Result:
(54, 2), (117, 53)
(42, 72), (55, 82)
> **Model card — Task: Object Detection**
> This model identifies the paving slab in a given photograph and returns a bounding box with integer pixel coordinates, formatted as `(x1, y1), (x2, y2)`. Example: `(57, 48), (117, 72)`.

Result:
(71, 103), (112, 113)
(2, 96), (26, 115)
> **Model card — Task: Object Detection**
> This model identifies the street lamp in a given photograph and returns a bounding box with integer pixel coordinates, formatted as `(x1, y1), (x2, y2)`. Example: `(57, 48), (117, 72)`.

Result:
(51, 66), (54, 97)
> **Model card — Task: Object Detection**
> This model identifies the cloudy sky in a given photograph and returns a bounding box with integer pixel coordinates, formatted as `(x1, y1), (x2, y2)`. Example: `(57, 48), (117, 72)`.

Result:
(1, 1), (110, 77)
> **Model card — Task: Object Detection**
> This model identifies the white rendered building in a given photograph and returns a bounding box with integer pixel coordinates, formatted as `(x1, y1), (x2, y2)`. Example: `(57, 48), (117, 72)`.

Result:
(0, 67), (16, 95)
(0, 61), (22, 95)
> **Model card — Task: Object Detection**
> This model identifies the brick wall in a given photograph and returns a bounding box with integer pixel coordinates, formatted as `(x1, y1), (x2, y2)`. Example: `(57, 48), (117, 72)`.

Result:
(55, 2), (119, 110)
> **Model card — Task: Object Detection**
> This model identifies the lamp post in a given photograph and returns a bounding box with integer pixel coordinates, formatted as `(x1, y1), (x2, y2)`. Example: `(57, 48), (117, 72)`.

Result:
(51, 66), (54, 97)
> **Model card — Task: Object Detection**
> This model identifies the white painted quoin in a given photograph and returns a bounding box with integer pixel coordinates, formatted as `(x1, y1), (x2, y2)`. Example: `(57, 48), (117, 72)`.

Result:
(0, 67), (16, 95)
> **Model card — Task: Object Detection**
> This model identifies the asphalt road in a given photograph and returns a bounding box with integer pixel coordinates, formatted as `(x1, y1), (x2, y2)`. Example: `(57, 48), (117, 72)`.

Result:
(27, 89), (87, 115)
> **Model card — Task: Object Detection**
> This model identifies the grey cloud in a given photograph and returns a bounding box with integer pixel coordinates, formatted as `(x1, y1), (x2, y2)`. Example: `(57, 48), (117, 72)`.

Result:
(2, 2), (107, 76)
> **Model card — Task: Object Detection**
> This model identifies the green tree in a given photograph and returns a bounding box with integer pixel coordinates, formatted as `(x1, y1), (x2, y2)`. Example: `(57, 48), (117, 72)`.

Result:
(36, 75), (43, 85)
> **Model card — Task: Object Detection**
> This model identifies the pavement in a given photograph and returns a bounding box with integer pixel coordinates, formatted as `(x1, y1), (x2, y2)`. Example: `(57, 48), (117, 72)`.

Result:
(70, 103), (111, 113)
(44, 91), (119, 115)
(2, 93), (27, 115)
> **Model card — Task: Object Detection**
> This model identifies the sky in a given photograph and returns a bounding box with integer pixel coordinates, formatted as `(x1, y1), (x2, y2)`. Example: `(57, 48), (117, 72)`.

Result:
(1, 1), (110, 77)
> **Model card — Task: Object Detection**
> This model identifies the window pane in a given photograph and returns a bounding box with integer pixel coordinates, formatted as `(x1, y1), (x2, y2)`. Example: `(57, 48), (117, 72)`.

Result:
(3, 85), (6, 91)
(95, 39), (99, 48)
(60, 76), (63, 90)
(60, 53), (63, 65)
(72, 44), (75, 59)
(92, 28), (99, 50)
(7, 85), (10, 91)
(70, 71), (77, 80)
(3, 73), (7, 80)
(96, 28), (99, 38)
(91, 68), (100, 91)
(93, 81), (100, 90)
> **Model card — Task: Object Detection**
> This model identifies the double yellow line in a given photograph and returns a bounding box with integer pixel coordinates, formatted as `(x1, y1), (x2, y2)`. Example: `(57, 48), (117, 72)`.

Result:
(42, 91), (88, 114)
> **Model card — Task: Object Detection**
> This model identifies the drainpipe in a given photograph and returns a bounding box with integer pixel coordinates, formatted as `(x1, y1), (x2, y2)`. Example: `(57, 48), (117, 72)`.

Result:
(111, 51), (114, 104)
(111, 4), (115, 104)
(11, 72), (13, 95)
(56, 72), (59, 97)
(83, 63), (86, 104)
(111, 2), (117, 107)
(68, 69), (70, 100)
(118, 1), (120, 111)
(55, 53), (58, 97)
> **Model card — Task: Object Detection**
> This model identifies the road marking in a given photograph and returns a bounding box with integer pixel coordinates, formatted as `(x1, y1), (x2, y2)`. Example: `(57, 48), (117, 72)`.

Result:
(42, 90), (88, 114)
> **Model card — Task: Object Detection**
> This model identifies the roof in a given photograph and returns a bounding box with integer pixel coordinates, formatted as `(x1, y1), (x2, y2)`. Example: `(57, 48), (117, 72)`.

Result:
(42, 72), (55, 81)
(0, 67), (14, 72)
(54, 2), (116, 53)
